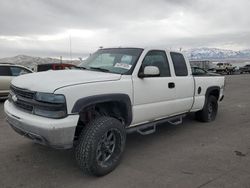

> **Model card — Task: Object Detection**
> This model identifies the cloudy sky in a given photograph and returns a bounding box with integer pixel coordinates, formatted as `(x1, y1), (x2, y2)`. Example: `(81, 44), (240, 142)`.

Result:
(0, 0), (249, 58)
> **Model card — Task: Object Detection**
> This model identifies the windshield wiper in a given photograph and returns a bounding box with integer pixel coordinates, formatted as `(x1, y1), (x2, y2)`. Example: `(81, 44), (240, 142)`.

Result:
(89, 67), (110, 72)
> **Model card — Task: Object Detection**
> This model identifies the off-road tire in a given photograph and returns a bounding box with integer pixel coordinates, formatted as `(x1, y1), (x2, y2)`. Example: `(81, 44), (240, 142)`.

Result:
(75, 116), (126, 176)
(196, 95), (218, 122)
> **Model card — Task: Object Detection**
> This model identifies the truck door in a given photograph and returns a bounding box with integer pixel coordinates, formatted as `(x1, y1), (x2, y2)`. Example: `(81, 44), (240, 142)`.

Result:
(169, 52), (194, 113)
(132, 50), (177, 125)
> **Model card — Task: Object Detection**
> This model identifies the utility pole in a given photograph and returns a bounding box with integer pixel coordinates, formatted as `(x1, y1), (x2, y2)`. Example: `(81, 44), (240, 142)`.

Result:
(69, 34), (72, 62)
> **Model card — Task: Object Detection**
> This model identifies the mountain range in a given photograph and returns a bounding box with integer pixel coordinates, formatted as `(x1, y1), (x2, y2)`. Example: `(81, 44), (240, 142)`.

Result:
(0, 55), (80, 70)
(184, 48), (250, 60)
(0, 48), (250, 69)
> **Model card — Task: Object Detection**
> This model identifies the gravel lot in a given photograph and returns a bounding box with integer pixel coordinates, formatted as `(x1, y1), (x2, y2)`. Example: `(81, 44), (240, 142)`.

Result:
(0, 75), (250, 188)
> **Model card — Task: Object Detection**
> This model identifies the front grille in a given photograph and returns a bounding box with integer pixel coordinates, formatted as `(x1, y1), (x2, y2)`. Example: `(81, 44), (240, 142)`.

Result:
(9, 85), (36, 112)
(9, 85), (66, 118)
(10, 85), (35, 99)
(16, 100), (33, 111)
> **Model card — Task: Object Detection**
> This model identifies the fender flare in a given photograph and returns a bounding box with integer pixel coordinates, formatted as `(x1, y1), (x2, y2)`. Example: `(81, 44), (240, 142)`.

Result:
(205, 86), (220, 99)
(71, 93), (132, 126)
(203, 86), (220, 107)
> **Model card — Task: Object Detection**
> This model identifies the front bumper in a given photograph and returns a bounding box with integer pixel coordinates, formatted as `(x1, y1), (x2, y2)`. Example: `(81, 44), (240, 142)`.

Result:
(4, 100), (79, 149)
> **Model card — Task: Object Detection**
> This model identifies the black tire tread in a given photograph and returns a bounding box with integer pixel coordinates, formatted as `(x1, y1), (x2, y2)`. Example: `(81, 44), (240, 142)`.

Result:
(196, 95), (218, 122)
(75, 116), (125, 176)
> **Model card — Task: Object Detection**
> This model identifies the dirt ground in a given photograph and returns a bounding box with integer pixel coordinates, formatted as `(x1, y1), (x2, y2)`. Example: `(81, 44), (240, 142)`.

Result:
(0, 75), (250, 188)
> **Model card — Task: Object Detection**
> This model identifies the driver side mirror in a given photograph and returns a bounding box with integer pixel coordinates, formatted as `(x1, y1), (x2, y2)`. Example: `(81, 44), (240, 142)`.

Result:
(139, 66), (160, 78)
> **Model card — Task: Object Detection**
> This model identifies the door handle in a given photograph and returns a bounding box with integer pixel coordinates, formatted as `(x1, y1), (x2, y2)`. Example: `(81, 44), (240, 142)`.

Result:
(168, 82), (175, 88)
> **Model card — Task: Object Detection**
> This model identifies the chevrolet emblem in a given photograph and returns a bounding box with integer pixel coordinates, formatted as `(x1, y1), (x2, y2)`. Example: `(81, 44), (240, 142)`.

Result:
(12, 95), (18, 102)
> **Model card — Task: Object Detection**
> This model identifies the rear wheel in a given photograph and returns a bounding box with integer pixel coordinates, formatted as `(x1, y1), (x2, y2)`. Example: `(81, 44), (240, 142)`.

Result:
(75, 116), (126, 176)
(196, 95), (218, 122)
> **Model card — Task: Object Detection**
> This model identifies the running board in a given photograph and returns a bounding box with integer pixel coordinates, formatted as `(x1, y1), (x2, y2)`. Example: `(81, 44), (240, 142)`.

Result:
(137, 124), (156, 135)
(167, 116), (183, 125)
(126, 114), (185, 135)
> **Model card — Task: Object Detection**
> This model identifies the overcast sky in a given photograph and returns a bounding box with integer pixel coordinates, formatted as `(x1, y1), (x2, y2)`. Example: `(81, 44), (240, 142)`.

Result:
(0, 0), (250, 58)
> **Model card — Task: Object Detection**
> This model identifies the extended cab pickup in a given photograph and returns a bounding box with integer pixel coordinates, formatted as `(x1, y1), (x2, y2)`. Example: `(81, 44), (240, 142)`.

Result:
(4, 47), (225, 176)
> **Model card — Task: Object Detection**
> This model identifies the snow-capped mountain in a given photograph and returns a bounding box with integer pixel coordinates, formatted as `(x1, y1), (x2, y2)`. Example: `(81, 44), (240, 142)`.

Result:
(0, 55), (80, 69)
(184, 48), (250, 60)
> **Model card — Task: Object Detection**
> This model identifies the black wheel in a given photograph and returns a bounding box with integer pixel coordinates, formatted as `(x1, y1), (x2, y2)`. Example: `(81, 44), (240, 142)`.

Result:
(75, 116), (126, 176)
(196, 95), (218, 122)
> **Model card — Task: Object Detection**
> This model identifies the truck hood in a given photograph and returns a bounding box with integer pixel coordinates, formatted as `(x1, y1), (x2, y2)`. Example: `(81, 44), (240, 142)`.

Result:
(12, 70), (122, 93)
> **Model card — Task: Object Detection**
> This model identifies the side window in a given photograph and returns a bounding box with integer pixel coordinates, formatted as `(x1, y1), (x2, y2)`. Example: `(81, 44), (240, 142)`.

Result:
(10, 67), (30, 76)
(140, 50), (171, 77)
(170, 52), (188, 76)
(0, 66), (12, 76)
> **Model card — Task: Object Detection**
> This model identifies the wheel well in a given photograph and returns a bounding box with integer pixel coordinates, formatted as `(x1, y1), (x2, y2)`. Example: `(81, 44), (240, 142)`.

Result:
(74, 101), (130, 140)
(208, 89), (220, 100)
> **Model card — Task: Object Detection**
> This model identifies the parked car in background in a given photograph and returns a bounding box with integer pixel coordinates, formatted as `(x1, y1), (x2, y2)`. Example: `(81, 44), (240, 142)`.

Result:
(191, 66), (221, 76)
(239, 64), (250, 74)
(214, 63), (236, 75)
(37, 63), (77, 72)
(0, 63), (32, 99)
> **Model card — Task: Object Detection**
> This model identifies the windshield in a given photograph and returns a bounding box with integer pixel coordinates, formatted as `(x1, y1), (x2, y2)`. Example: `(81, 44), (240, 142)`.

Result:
(78, 48), (143, 74)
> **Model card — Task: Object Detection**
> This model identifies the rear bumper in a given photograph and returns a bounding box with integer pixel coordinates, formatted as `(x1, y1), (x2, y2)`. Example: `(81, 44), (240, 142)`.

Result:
(4, 100), (79, 149)
(219, 95), (224, 101)
(219, 88), (224, 102)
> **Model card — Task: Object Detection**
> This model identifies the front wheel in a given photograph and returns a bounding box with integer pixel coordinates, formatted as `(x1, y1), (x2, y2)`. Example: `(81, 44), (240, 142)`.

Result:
(75, 116), (126, 176)
(196, 95), (218, 122)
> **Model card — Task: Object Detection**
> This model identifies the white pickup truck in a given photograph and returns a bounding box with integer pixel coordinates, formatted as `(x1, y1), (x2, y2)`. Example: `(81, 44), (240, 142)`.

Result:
(4, 47), (225, 176)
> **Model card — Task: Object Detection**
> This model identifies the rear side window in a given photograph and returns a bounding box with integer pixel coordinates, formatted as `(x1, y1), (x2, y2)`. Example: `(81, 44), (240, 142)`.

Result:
(170, 52), (188, 76)
(0, 66), (12, 76)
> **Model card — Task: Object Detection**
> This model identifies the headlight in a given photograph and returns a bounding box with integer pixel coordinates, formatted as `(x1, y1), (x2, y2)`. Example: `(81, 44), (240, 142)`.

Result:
(35, 92), (66, 104)
(34, 92), (67, 119)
